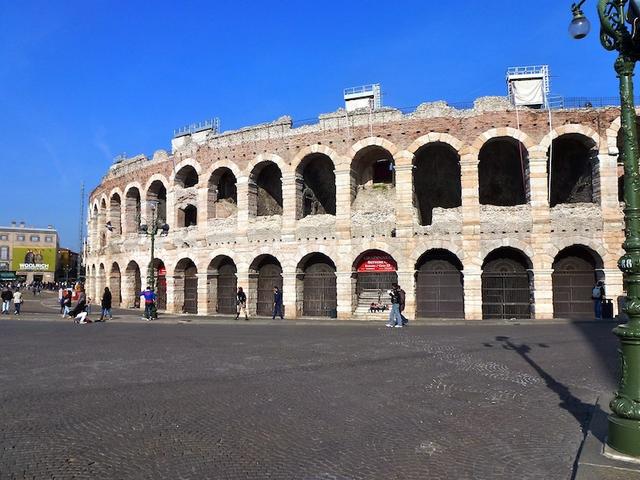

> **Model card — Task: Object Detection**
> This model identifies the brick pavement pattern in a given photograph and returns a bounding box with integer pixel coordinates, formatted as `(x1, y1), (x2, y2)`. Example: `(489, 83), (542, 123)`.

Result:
(0, 320), (619, 479)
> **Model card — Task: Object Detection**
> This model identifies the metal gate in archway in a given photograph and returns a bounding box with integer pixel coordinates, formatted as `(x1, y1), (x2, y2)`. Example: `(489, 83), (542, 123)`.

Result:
(156, 274), (167, 310)
(257, 263), (282, 316)
(416, 260), (464, 318)
(303, 263), (337, 317)
(482, 259), (531, 319)
(552, 256), (595, 318)
(217, 264), (237, 314)
(183, 266), (198, 314)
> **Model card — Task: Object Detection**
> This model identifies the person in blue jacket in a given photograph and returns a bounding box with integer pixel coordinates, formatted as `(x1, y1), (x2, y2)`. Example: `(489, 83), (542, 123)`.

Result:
(139, 286), (157, 321)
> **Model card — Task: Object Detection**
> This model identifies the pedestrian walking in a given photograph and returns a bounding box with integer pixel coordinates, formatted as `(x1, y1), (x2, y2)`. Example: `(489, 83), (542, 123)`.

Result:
(592, 280), (605, 319)
(398, 285), (408, 326)
(12, 290), (23, 315)
(386, 283), (404, 328)
(62, 289), (72, 318)
(58, 286), (64, 314)
(235, 286), (249, 321)
(139, 286), (157, 321)
(272, 286), (284, 320)
(69, 286), (89, 324)
(100, 287), (112, 321)
(1, 287), (13, 315)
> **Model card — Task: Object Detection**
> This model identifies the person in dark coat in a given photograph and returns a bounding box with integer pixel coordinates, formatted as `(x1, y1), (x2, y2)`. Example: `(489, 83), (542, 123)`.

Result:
(69, 287), (88, 324)
(100, 287), (112, 321)
(272, 286), (284, 320)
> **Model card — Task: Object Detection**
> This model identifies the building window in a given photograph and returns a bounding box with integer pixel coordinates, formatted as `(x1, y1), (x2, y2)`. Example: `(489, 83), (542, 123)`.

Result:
(0, 247), (8, 260)
(0, 234), (7, 241)
(30, 235), (40, 242)
(16, 235), (25, 241)
(45, 236), (53, 243)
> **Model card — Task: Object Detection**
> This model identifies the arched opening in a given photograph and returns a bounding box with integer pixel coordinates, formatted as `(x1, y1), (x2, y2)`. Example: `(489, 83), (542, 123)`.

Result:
(552, 245), (602, 318)
(152, 258), (167, 310)
(479, 137), (529, 206)
(250, 254), (282, 315)
(481, 247), (532, 319)
(109, 193), (122, 235)
(110, 262), (121, 306)
(249, 162), (283, 216)
(208, 168), (237, 220)
(353, 250), (398, 313)
(99, 199), (107, 248)
(351, 146), (395, 201)
(178, 204), (198, 227)
(125, 261), (141, 308)
(296, 154), (336, 218)
(146, 180), (167, 224)
(175, 165), (199, 188)
(296, 253), (337, 317)
(207, 256), (237, 314)
(415, 249), (464, 318)
(175, 258), (198, 314)
(548, 134), (597, 207)
(413, 143), (461, 225)
(124, 187), (141, 234)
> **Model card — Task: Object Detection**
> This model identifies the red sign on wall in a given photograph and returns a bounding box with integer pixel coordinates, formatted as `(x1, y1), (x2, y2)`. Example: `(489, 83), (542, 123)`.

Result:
(157, 266), (167, 276)
(357, 253), (397, 272)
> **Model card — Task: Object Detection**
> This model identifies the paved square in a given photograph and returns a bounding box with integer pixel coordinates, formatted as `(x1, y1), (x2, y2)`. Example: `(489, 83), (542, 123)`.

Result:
(0, 320), (619, 479)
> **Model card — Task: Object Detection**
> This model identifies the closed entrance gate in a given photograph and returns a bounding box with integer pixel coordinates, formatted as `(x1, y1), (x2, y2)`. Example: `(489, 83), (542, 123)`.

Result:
(356, 272), (398, 294)
(416, 259), (464, 318)
(482, 258), (531, 319)
(303, 263), (337, 317)
(257, 263), (282, 316)
(552, 256), (595, 318)
(183, 265), (198, 313)
(217, 263), (237, 314)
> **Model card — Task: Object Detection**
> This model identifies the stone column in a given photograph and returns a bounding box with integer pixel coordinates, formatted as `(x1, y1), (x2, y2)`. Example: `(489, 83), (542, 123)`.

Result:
(531, 269), (553, 320)
(599, 152), (619, 216)
(196, 272), (209, 315)
(397, 269), (416, 319)
(165, 274), (178, 314)
(334, 168), (352, 240)
(463, 268), (483, 320)
(604, 267), (624, 317)
(236, 177), (250, 237)
(394, 158), (415, 238)
(281, 173), (298, 241)
(197, 187), (209, 228)
(282, 267), (297, 319)
(336, 271), (353, 320)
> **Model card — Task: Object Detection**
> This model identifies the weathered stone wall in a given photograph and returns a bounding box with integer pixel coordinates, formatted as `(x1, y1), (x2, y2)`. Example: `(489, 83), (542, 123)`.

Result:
(85, 98), (627, 320)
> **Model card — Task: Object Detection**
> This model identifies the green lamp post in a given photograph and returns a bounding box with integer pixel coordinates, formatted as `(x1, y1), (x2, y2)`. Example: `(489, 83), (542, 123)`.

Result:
(138, 200), (169, 319)
(570, 0), (640, 459)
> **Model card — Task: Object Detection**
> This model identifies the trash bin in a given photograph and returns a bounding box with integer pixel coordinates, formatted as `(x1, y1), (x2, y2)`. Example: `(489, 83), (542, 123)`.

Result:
(603, 299), (614, 319)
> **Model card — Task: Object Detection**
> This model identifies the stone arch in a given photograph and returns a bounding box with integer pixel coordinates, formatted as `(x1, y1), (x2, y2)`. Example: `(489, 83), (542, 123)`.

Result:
(471, 127), (536, 157)
(291, 144), (341, 171)
(207, 166), (238, 220)
(478, 136), (530, 206)
(248, 159), (283, 217)
(539, 124), (600, 152)
(294, 151), (336, 218)
(249, 254), (283, 316)
(545, 239), (606, 270)
(123, 183), (143, 234)
(295, 252), (337, 317)
(109, 261), (122, 306)
(207, 254), (237, 314)
(145, 177), (168, 225)
(352, 249), (399, 312)
(481, 247), (533, 320)
(108, 189), (123, 235)
(349, 137), (399, 158)
(415, 248), (464, 319)
(244, 153), (290, 177)
(412, 140), (462, 225)
(170, 158), (202, 187)
(174, 257), (198, 314)
(124, 260), (142, 308)
(408, 132), (464, 155)
(480, 238), (535, 263)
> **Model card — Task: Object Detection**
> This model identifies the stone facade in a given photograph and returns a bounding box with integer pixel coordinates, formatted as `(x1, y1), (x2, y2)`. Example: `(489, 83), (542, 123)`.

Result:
(84, 98), (627, 320)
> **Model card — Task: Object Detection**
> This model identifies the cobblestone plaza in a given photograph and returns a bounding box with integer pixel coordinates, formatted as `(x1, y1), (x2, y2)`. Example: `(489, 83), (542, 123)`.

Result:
(0, 318), (618, 479)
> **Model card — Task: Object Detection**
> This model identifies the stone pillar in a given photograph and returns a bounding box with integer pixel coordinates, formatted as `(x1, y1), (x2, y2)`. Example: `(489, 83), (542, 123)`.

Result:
(604, 267), (624, 317)
(282, 267), (297, 319)
(236, 177), (250, 237)
(167, 274), (180, 314)
(397, 269), (416, 319)
(281, 173), (298, 241)
(599, 152), (619, 215)
(460, 152), (480, 230)
(196, 272), (209, 315)
(531, 268), (554, 319)
(463, 268), (483, 320)
(334, 168), (352, 240)
(197, 187), (209, 228)
(121, 271), (134, 308)
(336, 271), (353, 320)
(394, 158), (415, 238)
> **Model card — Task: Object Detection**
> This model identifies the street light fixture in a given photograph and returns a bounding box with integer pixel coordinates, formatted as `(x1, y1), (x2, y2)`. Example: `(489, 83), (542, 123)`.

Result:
(569, 0), (640, 459)
(137, 200), (170, 318)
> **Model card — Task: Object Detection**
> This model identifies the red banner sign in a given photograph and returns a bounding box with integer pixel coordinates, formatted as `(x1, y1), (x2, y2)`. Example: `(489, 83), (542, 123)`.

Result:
(157, 266), (167, 276)
(357, 253), (397, 272)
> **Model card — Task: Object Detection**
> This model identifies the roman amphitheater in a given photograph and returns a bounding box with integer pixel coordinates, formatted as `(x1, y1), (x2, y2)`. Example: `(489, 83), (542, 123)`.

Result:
(84, 96), (628, 321)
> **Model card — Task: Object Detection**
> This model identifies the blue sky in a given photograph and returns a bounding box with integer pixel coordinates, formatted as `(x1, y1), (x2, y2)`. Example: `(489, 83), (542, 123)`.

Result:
(0, 0), (619, 250)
